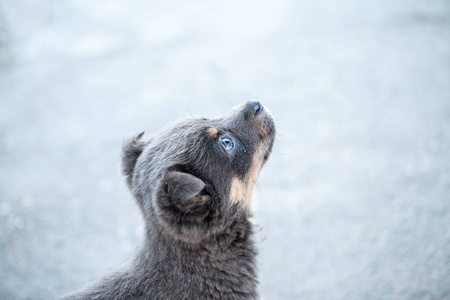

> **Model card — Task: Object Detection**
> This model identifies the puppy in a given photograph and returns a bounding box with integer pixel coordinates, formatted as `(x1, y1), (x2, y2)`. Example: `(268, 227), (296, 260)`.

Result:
(62, 100), (275, 300)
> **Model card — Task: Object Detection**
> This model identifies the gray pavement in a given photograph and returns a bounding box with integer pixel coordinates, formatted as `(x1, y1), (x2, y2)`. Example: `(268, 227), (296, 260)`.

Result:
(1, 0), (450, 299)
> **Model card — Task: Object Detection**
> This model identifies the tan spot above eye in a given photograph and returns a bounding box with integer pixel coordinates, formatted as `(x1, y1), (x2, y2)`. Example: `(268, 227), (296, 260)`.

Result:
(206, 127), (218, 138)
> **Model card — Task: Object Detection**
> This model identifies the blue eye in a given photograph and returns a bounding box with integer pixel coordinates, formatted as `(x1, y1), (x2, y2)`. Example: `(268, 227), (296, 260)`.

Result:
(220, 137), (235, 152)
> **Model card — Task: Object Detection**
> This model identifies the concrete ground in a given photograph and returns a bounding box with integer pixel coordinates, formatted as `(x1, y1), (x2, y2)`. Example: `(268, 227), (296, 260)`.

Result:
(1, 0), (449, 299)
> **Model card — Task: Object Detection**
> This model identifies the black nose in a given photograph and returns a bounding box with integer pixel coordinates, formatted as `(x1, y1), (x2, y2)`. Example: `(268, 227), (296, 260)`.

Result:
(248, 100), (263, 115)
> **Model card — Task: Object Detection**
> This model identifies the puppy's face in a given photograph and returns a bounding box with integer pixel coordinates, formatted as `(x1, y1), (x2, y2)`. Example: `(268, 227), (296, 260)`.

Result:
(200, 100), (275, 212)
(123, 101), (275, 219)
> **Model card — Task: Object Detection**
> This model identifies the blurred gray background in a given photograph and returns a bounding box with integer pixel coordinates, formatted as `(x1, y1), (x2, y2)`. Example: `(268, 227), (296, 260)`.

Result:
(1, 0), (449, 299)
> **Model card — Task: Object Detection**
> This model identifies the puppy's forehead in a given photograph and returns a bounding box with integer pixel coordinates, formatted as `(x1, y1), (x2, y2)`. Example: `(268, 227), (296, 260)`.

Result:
(161, 118), (238, 141)
(159, 118), (206, 137)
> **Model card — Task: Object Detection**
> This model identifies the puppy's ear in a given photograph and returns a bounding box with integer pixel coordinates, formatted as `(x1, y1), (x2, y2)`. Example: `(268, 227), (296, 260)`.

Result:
(157, 171), (212, 242)
(122, 131), (146, 187)
(161, 171), (210, 207)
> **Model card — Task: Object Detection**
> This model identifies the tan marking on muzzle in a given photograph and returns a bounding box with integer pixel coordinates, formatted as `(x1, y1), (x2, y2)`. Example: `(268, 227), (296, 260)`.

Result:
(229, 146), (265, 214)
(259, 122), (271, 139)
(254, 112), (272, 139)
(206, 127), (218, 138)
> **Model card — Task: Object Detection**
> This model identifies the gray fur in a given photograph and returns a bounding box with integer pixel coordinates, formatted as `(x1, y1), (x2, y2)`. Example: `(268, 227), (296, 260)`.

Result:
(61, 101), (275, 300)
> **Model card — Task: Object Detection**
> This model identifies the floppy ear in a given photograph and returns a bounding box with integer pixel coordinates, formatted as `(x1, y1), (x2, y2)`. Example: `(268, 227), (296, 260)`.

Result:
(156, 171), (212, 243)
(161, 171), (210, 209)
(122, 131), (146, 187)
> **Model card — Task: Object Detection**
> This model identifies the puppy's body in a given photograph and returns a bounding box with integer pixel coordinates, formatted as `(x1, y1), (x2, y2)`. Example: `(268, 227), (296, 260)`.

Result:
(62, 101), (275, 300)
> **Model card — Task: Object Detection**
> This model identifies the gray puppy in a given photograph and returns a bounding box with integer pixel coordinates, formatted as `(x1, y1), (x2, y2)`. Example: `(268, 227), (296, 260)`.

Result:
(62, 101), (275, 300)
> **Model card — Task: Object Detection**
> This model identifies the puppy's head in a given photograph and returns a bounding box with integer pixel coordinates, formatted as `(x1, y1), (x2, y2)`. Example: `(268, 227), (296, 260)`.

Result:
(123, 101), (275, 221)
